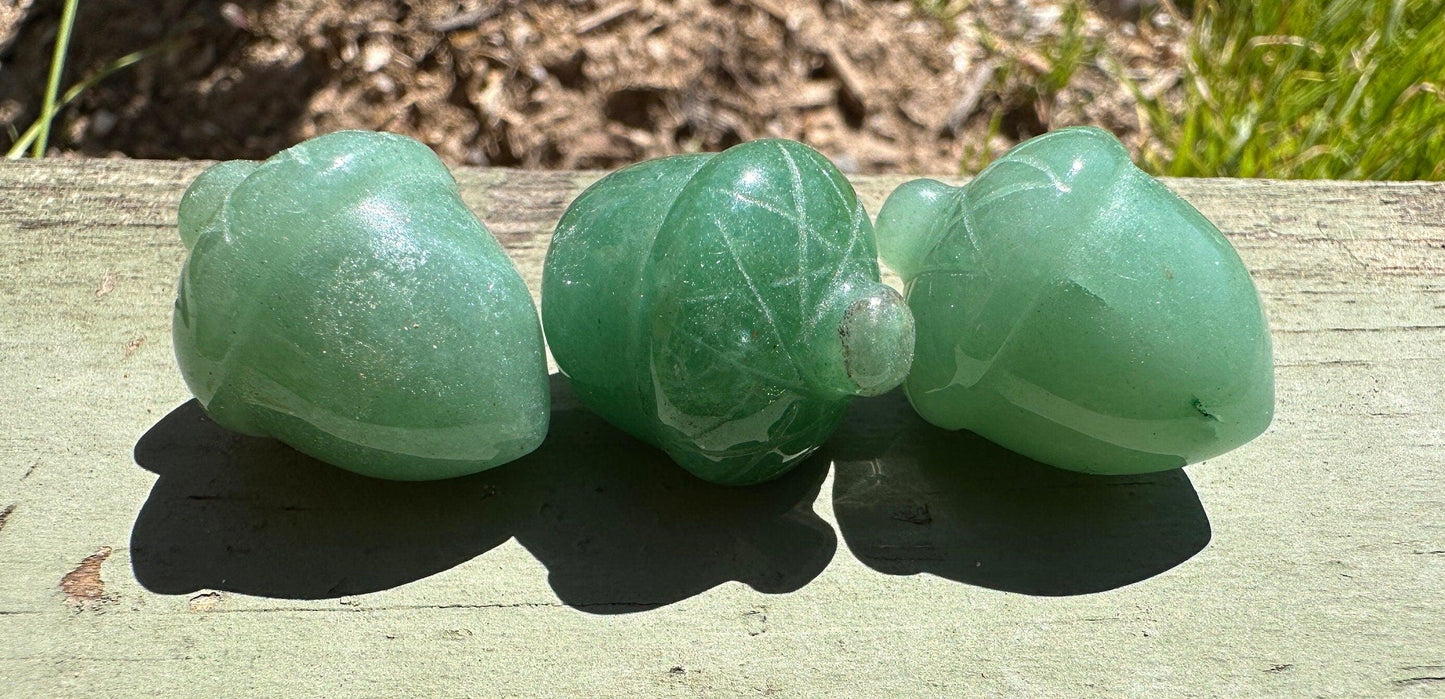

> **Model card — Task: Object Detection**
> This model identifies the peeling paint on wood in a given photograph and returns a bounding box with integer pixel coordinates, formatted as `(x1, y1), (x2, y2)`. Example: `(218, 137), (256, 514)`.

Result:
(60, 547), (113, 609)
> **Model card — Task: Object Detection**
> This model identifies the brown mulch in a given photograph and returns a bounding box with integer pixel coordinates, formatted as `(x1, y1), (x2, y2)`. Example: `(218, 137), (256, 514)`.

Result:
(0, 0), (1186, 174)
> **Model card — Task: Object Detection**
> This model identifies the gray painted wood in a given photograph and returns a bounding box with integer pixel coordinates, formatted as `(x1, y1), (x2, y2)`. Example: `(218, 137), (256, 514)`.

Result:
(1, 159), (1441, 696)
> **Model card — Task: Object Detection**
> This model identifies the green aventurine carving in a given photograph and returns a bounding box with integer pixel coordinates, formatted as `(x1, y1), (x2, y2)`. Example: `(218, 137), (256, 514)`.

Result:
(876, 127), (1274, 475)
(173, 131), (549, 480)
(543, 139), (915, 486)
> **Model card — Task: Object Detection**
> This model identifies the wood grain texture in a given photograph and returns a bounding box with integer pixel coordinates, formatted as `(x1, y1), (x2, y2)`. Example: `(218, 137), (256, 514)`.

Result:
(0, 158), (1441, 697)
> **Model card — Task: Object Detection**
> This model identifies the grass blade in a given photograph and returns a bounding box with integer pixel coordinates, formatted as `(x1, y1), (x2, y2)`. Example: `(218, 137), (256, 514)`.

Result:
(6, 41), (180, 159)
(31, 0), (80, 158)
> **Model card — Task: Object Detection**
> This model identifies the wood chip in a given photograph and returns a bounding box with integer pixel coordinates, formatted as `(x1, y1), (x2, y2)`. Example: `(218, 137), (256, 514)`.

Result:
(740, 0), (791, 24)
(576, 2), (637, 35)
(787, 81), (838, 109)
(1140, 68), (1181, 100)
(945, 59), (999, 135)
(429, 5), (503, 34)
(823, 40), (870, 113)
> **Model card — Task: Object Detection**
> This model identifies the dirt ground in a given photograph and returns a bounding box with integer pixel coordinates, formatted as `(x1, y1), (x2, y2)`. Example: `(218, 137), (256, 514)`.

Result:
(0, 0), (1186, 174)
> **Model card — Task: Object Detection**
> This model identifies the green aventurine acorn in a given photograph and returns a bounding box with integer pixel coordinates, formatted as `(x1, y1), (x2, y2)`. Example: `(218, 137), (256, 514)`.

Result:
(173, 130), (549, 480)
(542, 139), (916, 486)
(876, 127), (1274, 475)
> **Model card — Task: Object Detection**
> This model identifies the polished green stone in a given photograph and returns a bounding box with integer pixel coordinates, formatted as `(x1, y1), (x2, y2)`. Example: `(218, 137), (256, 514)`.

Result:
(542, 139), (915, 486)
(173, 130), (549, 481)
(876, 127), (1273, 474)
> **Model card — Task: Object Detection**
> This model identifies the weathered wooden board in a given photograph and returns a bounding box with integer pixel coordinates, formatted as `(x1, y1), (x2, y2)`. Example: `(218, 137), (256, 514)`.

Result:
(0, 159), (1442, 697)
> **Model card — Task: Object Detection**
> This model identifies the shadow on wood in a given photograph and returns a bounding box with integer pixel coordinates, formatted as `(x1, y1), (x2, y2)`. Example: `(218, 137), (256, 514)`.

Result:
(829, 391), (1212, 595)
(129, 375), (836, 613)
